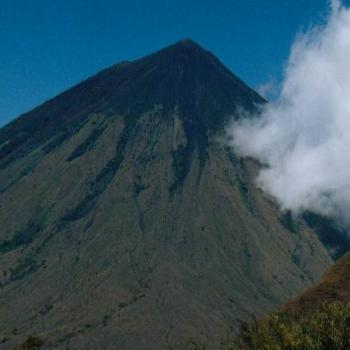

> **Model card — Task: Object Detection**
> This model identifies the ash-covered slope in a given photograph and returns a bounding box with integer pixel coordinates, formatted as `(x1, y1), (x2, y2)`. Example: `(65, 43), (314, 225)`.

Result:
(0, 40), (336, 349)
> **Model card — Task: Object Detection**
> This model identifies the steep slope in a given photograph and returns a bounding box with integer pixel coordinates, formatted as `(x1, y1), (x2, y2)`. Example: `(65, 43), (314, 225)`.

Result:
(0, 40), (339, 350)
(284, 251), (350, 314)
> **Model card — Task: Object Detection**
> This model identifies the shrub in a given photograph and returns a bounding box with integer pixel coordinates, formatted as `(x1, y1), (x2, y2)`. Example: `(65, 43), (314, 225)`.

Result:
(13, 335), (43, 350)
(224, 302), (350, 350)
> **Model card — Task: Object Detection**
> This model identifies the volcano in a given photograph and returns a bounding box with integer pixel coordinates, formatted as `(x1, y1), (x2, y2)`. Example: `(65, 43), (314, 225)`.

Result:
(0, 40), (341, 349)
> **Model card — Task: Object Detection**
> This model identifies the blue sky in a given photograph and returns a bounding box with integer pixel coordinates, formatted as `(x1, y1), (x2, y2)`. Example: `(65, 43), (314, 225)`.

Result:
(0, 0), (332, 126)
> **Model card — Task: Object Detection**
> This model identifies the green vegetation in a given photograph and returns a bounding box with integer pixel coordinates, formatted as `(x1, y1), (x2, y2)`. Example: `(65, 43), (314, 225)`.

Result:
(225, 302), (350, 350)
(13, 336), (43, 350)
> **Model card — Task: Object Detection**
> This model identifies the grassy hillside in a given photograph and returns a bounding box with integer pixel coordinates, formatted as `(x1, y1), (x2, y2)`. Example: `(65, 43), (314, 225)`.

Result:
(284, 252), (350, 313)
(220, 252), (350, 350)
(224, 302), (350, 350)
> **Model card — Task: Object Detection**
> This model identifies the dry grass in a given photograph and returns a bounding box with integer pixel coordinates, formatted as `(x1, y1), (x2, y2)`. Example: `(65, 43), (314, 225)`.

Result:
(225, 302), (350, 350)
(284, 252), (350, 314)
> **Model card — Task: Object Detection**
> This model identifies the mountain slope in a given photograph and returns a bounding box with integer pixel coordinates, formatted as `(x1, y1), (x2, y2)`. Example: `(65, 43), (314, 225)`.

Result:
(0, 40), (338, 350)
(284, 251), (350, 314)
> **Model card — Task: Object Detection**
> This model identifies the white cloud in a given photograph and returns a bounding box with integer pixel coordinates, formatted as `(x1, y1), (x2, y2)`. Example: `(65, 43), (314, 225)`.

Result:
(256, 78), (280, 100)
(229, 1), (350, 225)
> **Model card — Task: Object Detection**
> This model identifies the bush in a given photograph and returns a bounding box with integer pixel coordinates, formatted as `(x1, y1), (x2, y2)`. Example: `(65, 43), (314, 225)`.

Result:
(224, 302), (350, 350)
(13, 335), (43, 350)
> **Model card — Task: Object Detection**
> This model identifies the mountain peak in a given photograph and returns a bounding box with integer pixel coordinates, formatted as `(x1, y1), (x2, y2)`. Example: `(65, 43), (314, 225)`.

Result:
(172, 38), (201, 48)
(98, 39), (265, 129)
(162, 38), (207, 54)
(145, 38), (218, 66)
(0, 40), (265, 172)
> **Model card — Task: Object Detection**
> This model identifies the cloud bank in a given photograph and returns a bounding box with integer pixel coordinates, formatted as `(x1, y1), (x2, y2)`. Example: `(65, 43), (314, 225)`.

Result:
(229, 1), (350, 224)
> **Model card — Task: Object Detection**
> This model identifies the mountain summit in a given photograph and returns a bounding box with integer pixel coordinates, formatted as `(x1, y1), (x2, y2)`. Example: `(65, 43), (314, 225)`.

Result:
(0, 39), (264, 173)
(0, 40), (336, 349)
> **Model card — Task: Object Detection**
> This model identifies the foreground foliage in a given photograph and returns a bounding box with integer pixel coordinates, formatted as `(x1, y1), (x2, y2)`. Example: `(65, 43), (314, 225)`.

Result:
(13, 336), (43, 350)
(224, 302), (350, 350)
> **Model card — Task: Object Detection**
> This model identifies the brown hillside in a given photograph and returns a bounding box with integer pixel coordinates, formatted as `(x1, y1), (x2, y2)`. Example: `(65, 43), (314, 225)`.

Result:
(284, 251), (350, 314)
